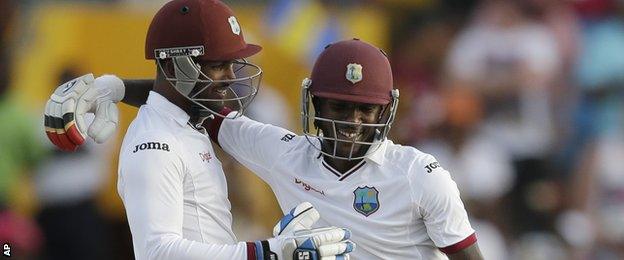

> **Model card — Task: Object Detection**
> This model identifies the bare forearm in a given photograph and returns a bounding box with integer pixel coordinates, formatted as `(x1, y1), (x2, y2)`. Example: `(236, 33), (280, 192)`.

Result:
(447, 243), (484, 260)
(121, 79), (154, 107)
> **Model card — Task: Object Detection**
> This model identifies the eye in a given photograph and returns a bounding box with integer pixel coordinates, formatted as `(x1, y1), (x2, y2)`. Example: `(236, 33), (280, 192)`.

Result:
(209, 61), (233, 71)
(359, 105), (376, 113)
(330, 102), (346, 111)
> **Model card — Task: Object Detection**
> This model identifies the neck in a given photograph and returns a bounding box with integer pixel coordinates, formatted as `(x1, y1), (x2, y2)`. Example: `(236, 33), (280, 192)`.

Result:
(323, 155), (364, 174)
(153, 77), (193, 116)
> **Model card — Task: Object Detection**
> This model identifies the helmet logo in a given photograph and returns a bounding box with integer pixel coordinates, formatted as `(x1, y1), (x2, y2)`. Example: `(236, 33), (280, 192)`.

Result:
(228, 16), (241, 35)
(346, 63), (363, 84)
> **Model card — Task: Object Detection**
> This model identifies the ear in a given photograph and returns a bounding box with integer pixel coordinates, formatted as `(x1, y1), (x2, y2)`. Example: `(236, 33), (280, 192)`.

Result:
(156, 59), (176, 78)
(378, 103), (390, 122)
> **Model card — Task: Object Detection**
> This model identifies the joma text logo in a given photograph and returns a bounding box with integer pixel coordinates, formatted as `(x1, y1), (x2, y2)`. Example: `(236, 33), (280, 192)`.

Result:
(133, 142), (170, 153)
(425, 161), (441, 173)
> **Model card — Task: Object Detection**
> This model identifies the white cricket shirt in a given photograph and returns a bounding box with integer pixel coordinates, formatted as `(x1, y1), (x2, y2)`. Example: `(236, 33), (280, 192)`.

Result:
(217, 115), (477, 259)
(118, 92), (249, 259)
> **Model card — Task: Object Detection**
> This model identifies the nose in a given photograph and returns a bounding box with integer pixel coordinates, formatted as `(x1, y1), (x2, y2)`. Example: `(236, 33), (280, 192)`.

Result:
(224, 66), (236, 80)
(344, 107), (363, 124)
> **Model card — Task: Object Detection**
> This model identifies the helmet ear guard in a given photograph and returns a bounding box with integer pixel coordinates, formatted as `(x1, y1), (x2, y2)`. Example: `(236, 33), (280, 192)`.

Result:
(172, 56), (201, 96)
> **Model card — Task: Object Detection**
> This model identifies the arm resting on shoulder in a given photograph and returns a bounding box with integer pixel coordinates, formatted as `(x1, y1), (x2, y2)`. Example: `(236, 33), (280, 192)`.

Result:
(121, 79), (154, 107)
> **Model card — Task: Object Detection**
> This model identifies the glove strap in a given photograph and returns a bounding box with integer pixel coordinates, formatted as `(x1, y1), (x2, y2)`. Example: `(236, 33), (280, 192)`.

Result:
(246, 241), (277, 260)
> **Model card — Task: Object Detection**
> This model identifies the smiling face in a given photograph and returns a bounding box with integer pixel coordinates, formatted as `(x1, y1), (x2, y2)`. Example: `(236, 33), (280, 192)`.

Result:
(191, 59), (236, 100)
(315, 97), (384, 158)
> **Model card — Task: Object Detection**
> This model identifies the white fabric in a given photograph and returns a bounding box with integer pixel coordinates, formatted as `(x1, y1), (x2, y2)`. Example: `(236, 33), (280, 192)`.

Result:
(118, 91), (248, 260)
(218, 115), (475, 259)
(419, 133), (514, 202)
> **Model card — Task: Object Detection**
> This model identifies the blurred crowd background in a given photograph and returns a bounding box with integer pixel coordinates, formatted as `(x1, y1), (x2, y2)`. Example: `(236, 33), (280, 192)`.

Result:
(0, 0), (623, 259)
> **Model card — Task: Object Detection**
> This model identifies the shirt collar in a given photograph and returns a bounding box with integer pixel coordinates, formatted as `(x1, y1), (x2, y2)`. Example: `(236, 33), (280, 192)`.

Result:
(364, 139), (388, 165)
(146, 91), (190, 126)
(312, 138), (388, 166)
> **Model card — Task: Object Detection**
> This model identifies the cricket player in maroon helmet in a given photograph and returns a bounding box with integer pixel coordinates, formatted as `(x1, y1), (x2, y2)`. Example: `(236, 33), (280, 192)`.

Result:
(44, 30), (482, 259)
(45, 1), (354, 260)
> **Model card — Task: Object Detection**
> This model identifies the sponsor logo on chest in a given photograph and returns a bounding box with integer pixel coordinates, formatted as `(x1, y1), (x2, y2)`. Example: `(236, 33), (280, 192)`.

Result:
(132, 142), (170, 153)
(294, 178), (325, 196)
(199, 151), (212, 162)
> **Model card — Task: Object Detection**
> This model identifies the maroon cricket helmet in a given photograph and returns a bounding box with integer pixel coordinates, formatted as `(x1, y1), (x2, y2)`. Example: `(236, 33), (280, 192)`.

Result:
(145, 0), (261, 61)
(309, 39), (393, 105)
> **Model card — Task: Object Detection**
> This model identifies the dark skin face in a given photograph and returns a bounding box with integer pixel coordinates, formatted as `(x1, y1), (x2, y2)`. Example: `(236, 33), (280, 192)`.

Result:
(154, 58), (236, 116)
(190, 59), (236, 101)
(315, 98), (383, 160)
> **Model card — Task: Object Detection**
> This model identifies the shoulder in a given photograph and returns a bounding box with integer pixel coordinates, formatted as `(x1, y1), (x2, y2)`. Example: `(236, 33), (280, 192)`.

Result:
(226, 115), (302, 147)
(384, 141), (439, 174)
(119, 130), (186, 179)
(391, 144), (456, 201)
(121, 130), (182, 159)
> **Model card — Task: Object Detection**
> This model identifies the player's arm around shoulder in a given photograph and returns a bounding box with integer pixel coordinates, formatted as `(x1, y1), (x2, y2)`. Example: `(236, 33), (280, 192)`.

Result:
(408, 152), (483, 259)
(215, 112), (299, 169)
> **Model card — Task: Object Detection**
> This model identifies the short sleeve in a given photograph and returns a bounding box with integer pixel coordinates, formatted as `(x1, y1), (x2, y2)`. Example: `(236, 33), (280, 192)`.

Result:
(411, 155), (476, 253)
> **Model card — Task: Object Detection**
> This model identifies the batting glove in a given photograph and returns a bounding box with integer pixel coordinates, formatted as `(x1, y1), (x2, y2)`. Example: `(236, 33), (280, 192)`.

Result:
(44, 74), (124, 151)
(249, 202), (355, 260)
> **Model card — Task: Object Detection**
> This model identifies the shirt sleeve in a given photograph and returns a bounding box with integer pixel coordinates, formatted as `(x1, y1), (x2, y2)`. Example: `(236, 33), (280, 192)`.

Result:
(215, 114), (297, 182)
(411, 154), (476, 254)
(117, 131), (249, 260)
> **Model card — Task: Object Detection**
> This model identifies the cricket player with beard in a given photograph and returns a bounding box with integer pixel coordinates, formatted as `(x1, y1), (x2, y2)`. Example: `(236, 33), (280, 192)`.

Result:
(44, 1), (354, 259)
(45, 31), (483, 260)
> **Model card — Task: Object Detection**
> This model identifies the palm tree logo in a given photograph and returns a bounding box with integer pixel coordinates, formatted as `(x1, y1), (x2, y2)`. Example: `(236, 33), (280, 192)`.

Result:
(353, 186), (379, 216)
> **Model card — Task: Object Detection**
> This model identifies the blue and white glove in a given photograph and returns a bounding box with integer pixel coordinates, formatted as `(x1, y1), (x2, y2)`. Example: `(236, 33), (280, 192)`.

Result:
(249, 202), (355, 260)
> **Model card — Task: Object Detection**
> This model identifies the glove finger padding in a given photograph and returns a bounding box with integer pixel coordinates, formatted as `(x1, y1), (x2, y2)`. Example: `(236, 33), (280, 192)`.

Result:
(52, 101), (77, 151)
(280, 228), (352, 260)
(75, 85), (98, 134)
(88, 100), (119, 144)
(45, 74), (94, 150)
(61, 97), (86, 146)
(320, 255), (350, 260)
(318, 241), (355, 256)
(44, 101), (62, 148)
(294, 227), (351, 246)
(44, 99), (61, 147)
(274, 202), (320, 236)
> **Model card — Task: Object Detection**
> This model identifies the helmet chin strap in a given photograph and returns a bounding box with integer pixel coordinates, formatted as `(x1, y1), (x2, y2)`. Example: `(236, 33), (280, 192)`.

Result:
(173, 56), (200, 96)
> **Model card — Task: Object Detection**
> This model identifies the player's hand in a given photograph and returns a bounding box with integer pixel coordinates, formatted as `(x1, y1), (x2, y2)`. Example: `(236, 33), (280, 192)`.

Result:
(255, 202), (355, 260)
(44, 74), (125, 151)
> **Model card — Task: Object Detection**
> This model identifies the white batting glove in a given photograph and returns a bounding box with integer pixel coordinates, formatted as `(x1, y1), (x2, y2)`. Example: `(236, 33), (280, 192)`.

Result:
(44, 74), (124, 151)
(251, 202), (355, 260)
